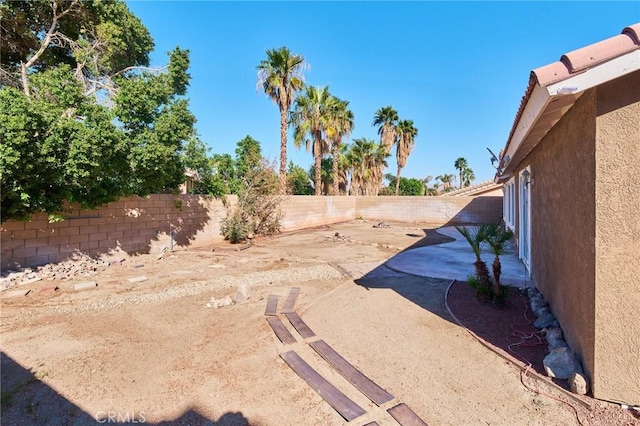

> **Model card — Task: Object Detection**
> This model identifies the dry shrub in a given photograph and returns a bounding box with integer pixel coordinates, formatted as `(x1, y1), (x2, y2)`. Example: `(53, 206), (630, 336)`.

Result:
(221, 160), (283, 243)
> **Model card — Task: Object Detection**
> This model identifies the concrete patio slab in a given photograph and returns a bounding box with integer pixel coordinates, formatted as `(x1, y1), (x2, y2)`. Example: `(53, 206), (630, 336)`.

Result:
(385, 226), (533, 288)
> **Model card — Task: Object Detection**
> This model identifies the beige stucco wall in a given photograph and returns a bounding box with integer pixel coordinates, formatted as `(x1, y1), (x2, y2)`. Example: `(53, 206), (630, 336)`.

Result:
(513, 90), (598, 384)
(593, 70), (640, 404)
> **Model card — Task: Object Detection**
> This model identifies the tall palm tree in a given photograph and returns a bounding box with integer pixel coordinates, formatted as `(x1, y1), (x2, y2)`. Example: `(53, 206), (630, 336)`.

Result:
(337, 143), (351, 195)
(462, 166), (475, 187)
(256, 47), (308, 192)
(454, 157), (468, 190)
(394, 119), (418, 196)
(422, 175), (434, 195)
(372, 106), (399, 155)
(347, 137), (388, 196)
(326, 98), (354, 195)
(436, 173), (456, 192)
(369, 143), (389, 195)
(289, 85), (332, 196)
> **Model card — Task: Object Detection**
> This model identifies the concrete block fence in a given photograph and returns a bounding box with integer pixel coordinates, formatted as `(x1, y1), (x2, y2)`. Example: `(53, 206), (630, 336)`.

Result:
(1, 194), (502, 270)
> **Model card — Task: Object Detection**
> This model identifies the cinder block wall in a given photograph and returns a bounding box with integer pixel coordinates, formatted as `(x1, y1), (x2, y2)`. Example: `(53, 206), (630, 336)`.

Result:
(280, 196), (357, 231)
(355, 196), (502, 224)
(1, 195), (227, 270)
(1, 194), (501, 270)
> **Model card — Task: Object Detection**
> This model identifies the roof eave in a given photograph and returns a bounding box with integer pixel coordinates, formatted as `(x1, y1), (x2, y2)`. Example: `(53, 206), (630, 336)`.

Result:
(498, 49), (640, 177)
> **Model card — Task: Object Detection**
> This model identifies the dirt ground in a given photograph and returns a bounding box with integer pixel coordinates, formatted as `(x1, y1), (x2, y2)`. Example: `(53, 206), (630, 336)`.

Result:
(1, 220), (637, 425)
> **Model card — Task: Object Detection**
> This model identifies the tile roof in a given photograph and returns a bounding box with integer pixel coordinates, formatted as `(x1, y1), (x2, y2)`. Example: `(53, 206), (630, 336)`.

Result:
(440, 180), (502, 197)
(534, 23), (640, 86)
(499, 23), (640, 170)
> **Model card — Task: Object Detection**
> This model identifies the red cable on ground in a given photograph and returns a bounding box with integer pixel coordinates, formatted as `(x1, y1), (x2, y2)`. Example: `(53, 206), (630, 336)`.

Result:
(520, 364), (585, 426)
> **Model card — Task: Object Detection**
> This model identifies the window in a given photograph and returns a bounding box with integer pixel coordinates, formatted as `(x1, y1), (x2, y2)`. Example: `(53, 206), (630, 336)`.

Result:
(503, 177), (516, 230)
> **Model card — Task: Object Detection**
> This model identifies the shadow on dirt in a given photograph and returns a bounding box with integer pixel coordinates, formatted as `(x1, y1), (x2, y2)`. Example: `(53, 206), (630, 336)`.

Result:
(1, 352), (250, 425)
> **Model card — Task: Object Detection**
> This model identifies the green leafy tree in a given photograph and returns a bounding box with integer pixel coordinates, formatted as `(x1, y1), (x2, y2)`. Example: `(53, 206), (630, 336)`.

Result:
(234, 135), (262, 179)
(211, 153), (238, 194)
(182, 136), (224, 196)
(0, 0), (196, 222)
(384, 175), (424, 196)
(256, 47), (307, 192)
(115, 48), (195, 195)
(286, 161), (313, 195)
(454, 157), (468, 190)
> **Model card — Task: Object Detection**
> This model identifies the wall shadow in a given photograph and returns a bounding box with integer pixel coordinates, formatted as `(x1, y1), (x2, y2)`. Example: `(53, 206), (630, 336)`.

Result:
(441, 196), (503, 227)
(1, 352), (250, 426)
(0, 195), (221, 271)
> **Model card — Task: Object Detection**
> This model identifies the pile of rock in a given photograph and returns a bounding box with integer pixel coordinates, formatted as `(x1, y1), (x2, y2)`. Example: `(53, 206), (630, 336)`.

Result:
(527, 287), (590, 395)
(205, 283), (251, 309)
(373, 221), (390, 228)
(1, 254), (112, 291)
(324, 232), (350, 243)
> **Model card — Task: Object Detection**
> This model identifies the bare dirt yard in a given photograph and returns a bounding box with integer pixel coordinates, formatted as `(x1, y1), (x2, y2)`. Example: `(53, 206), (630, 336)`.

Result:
(1, 220), (638, 425)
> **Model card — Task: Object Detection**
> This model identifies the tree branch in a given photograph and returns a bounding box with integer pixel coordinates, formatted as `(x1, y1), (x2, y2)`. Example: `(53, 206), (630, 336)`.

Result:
(20, 0), (79, 97)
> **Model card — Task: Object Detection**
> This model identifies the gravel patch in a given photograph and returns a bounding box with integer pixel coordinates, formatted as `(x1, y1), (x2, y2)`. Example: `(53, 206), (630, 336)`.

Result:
(49, 264), (343, 314)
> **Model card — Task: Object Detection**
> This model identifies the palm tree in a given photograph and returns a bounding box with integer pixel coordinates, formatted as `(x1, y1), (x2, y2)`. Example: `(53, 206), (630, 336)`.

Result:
(347, 138), (389, 195)
(422, 175), (434, 195)
(372, 106), (399, 156)
(436, 173), (456, 192)
(395, 119), (418, 196)
(256, 47), (308, 192)
(485, 224), (514, 297)
(326, 98), (354, 195)
(462, 166), (475, 187)
(454, 157), (468, 189)
(455, 224), (492, 295)
(289, 85), (332, 196)
(337, 143), (351, 195)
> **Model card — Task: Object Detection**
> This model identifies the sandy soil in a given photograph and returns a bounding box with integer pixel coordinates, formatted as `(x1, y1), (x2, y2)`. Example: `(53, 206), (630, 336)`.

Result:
(1, 220), (637, 425)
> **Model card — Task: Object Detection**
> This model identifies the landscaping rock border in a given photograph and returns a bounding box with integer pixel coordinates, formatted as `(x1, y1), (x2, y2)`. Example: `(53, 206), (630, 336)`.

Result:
(526, 287), (589, 394)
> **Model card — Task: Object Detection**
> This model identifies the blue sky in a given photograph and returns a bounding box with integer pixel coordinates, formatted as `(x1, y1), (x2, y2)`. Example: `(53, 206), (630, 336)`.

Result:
(126, 1), (638, 186)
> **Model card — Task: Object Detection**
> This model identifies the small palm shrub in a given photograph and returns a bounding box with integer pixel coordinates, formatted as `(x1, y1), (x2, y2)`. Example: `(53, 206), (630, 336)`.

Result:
(456, 224), (511, 305)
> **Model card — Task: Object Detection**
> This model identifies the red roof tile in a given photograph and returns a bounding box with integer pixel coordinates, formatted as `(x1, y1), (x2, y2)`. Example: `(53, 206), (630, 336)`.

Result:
(533, 24), (640, 86)
(501, 23), (640, 166)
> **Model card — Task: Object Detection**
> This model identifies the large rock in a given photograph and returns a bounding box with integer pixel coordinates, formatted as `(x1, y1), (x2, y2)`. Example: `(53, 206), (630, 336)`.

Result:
(530, 296), (548, 312)
(543, 347), (582, 379)
(569, 372), (589, 395)
(233, 283), (251, 304)
(534, 310), (556, 329)
(545, 327), (567, 349)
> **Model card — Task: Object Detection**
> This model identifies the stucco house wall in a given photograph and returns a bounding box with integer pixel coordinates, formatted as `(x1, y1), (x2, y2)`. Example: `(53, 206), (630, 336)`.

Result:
(514, 90), (598, 383)
(508, 70), (640, 404)
(593, 70), (640, 403)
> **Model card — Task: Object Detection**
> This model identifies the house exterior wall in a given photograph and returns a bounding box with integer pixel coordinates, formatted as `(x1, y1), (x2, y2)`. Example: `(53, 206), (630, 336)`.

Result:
(1, 195), (502, 270)
(593, 70), (640, 404)
(513, 91), (598, 384)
